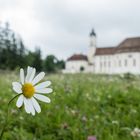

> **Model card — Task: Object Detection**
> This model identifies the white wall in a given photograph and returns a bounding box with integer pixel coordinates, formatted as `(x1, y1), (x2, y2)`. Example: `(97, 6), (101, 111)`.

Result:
(64, 52), (140, 74)
(114, 52), (140, 74)
(87, 36), (96, 64)
(94, 52), (140, 74)
(65, 60), (89, 73)
(94, 55), (113, 74)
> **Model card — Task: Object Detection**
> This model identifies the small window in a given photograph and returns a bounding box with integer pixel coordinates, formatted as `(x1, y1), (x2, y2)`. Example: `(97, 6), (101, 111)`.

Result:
(108, 61), (111, 67)
(119, 60), (121, 67)
(104, 61), (106, 67)
(133, 59), (136, 66)
(125, 59), (127, 66)
(100, 62), (102, 68)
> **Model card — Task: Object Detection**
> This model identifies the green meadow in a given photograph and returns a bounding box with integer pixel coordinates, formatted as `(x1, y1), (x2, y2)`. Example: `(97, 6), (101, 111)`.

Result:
(0, 72), (140, 140)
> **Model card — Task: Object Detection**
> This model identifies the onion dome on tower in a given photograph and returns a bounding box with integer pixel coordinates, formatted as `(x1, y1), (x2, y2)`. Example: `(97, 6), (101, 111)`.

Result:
(90, 28), (96, 37)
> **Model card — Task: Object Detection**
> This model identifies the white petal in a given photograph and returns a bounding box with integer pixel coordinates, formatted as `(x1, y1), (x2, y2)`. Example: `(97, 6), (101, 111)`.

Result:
(31, 97), (41, 113)
(16, 95), (24, 108)
(34, 94), (51, 103)
(25, 66), (33, 82)
(28, 68), (36, 83)
(34, 81), (51, 90)
(20, 68), (24, 84)
(24, 98), (35, 116)
(32, 72), (45, 85)
(12, 82), (22, 93)
(24, 98), (30, 114)
(12, 82), (22, 88)
(35, 88), (53, 94)
(28, 99), (35, 116)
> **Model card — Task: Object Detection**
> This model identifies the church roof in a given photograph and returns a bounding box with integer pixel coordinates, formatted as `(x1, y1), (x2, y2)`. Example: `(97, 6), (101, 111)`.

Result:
(95, 37), (140, 55)
(115, 37), (140, 53)
(118, 37), (140, 47)
(67, 54), (88, 61)
(95, 47), (115, 55)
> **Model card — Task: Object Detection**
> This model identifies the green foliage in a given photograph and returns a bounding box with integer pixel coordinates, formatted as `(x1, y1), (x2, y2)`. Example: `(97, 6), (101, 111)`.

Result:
(43, 55), (65, 73)
(0, 23), (26, 70)
(0, 23), (64, 72)
(26, 48), (43, 72)
(31, 47), (43, 72)
(0, 73), (140, 140)
(43, 55), (57, 72)
(123, 73), (136, 81)
(56, 59), (65, 70)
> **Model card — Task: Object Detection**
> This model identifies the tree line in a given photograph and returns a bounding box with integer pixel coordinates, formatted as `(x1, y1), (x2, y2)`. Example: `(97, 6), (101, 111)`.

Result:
(0, 22), (65, 72)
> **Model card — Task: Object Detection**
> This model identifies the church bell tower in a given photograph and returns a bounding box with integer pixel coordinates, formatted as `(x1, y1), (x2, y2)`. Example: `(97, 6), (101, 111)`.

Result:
(87, 29), (96, 64)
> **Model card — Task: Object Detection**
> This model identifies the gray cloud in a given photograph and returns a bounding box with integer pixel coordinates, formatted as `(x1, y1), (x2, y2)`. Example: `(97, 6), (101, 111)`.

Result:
(0, 0), (140, 59)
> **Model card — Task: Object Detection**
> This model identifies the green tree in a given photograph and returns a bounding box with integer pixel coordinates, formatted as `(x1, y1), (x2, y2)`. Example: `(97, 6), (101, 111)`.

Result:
(32, 47), (42, 71)
(0, 22), (26, 70)
(25, 47), (43, 72)
(43, 55), (57, 73)
(56, 60), (65, 70)
(43, 55), (65, 73)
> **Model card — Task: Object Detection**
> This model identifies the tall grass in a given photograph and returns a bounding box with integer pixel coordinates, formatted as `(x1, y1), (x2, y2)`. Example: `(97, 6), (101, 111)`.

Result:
(0, 72), (140, 140)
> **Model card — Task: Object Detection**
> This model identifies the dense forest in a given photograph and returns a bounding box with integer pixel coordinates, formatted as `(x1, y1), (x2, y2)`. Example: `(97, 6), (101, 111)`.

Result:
(0, 22), (65, 72)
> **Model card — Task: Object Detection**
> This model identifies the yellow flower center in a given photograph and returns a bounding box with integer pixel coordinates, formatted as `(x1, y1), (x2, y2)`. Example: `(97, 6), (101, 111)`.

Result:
(22, 83), (35, 98)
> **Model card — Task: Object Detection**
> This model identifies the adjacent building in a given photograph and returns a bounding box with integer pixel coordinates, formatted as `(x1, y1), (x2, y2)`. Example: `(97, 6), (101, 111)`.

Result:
(63, 29), (140, 74)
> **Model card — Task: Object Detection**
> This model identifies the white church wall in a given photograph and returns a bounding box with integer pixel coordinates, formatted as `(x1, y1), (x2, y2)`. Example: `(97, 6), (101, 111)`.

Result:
(87, 47), (96, 64)
(94, 55), (114, 74)
(94, 56), (100, 73)
(65, 60), (89, 73)
(93, 52), (140, 74)
(64, 52), (140, 74)
(114, 52), (140, 74)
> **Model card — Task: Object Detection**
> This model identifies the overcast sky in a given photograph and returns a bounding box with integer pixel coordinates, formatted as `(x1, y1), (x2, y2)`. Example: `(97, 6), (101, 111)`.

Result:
(0, 0), (140, 59)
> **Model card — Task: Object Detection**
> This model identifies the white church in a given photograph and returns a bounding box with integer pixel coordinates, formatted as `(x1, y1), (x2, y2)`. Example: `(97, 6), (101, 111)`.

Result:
(63, 29), (140, 74)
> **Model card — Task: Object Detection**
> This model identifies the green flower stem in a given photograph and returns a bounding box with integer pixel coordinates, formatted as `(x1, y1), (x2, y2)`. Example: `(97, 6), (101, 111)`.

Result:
(0, 94), (21, 140)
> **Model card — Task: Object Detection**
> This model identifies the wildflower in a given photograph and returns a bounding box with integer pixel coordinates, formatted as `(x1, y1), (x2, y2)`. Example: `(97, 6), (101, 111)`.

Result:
(61, 122), (69, 129)
(130, 109), (137, 114)
(112, 120), (119, 125)
(12, 66), (53, 116)
(81, 116), (87, 122)
(131, 128), (140, 137)
(71, 109), (76, 115)
(94, 115), (99, 119)
(87, 136), (97, 140)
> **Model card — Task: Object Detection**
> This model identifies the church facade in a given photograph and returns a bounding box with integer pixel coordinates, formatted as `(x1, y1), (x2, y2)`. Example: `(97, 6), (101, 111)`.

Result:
(63, 29), (140, 74)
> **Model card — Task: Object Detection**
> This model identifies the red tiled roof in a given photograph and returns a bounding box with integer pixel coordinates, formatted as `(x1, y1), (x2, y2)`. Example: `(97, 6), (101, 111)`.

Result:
(67, 54), (88, 61)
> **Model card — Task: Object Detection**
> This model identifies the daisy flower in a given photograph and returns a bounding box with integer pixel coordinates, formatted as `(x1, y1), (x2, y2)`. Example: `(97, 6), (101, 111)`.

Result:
(12, 66), (53, 116)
